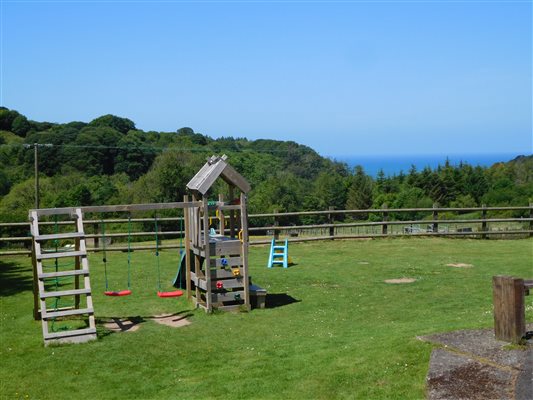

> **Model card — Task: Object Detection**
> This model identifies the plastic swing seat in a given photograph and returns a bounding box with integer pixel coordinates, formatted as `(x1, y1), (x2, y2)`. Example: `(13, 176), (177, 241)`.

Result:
(157, 290), (183, 298)
(104, 290), (132, 297)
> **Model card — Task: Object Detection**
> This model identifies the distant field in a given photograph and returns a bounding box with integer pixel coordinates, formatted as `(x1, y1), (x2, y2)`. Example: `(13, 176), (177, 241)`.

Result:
(1, 238), (532, 399)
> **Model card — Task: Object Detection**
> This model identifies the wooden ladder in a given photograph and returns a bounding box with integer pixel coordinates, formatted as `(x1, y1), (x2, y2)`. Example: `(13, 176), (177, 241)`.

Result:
(30, 208), (97, 346)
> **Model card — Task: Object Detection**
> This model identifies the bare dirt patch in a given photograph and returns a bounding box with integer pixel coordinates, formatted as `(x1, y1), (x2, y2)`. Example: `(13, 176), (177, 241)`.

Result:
(102, 317), (142, 333)
(384, 278), (416, 284)
(446, 263), (473, 268)
(151, 313), (191, 328)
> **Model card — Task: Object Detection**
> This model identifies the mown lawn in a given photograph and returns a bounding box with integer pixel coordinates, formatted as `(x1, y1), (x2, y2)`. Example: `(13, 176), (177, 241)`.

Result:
(1, 238), (532, 399)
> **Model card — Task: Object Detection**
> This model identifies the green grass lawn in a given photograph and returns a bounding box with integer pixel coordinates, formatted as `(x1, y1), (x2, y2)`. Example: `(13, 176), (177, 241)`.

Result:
(1, 238), (532, 399)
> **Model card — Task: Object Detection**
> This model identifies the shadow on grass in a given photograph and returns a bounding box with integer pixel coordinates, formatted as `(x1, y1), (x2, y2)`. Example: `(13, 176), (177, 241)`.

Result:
(265, 293), (300, 309)
(96, 310), (194, 337)
(0, 259), (34, 297)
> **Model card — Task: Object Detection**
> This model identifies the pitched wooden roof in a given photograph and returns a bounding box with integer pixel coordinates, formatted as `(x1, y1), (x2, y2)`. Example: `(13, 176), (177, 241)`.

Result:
(186, 155), (251, 195)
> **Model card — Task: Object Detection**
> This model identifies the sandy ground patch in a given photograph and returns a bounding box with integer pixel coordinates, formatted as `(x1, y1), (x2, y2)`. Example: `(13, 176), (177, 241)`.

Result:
(446, 263), (473, 268)
(384, 278), (416, 284)
(151, 313), (191, 328)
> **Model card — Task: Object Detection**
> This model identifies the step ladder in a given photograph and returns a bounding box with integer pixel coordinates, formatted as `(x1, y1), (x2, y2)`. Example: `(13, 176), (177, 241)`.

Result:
(267, 238), (289, 268)
(30, 208), (97, 346)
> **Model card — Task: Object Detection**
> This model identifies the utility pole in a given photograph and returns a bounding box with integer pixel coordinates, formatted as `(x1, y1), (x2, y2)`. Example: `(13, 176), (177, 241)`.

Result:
(24, 143), (52, 209)
(34, 144), (39, 209)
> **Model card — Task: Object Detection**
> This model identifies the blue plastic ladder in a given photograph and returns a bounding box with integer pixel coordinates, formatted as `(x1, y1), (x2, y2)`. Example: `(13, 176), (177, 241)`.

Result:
(267, 238), (288, 268)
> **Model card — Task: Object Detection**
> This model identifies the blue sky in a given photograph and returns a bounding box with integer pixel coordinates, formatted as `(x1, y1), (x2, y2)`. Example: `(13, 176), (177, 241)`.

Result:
(1, 0), (531, 157)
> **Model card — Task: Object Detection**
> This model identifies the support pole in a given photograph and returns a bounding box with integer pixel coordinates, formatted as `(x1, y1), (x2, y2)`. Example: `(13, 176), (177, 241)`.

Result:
(184, 195), (192, 300)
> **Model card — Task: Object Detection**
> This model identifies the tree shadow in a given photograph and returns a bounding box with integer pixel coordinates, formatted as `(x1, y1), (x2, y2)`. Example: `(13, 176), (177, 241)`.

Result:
(265, 293), (300, 309)
(0, 259), (34, 297)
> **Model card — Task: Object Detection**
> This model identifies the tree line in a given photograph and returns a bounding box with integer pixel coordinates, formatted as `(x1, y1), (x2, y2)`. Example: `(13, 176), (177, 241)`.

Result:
(1, 107), (531, 224)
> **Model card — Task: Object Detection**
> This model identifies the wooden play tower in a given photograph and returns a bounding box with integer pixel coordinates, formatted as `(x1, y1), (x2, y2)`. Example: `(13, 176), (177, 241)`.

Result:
(185, 154), (252, 312)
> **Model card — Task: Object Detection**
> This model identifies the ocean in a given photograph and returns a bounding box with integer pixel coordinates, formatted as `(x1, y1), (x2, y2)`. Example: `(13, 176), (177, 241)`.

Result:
(329, 153), (528, 177)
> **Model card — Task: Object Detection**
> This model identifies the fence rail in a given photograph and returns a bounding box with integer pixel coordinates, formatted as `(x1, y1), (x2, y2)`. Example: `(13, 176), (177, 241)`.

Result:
(1, 204), (531, 256)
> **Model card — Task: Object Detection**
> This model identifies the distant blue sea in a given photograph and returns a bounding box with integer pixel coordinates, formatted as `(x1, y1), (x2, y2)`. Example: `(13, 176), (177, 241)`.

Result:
(329, 153), (528, 177)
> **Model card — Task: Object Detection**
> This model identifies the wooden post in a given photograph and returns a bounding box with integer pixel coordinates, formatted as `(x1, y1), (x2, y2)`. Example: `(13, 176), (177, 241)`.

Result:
(481, 204), (488, 239)
(273, 209), (279, 240)
(184, 195), (192, 300)
(202, 195), (211, 311)
(74, 237), (81, 309)
(382, 204), (388, 235)
(529, 203), (533, 237)
(93, 223), (99, 249)
(432, 203), (439, 234)
(218, 193), (225, 235)
(31, 239), (40, 320)
(492, 276), (526, 343)
(229, 186), (236, 239)
(240, 193), (251, 311)
(328, 206), (335, 239)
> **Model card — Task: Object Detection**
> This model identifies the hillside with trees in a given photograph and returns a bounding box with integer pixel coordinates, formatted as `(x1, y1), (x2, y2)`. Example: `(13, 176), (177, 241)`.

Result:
(0, 107), (531, 222)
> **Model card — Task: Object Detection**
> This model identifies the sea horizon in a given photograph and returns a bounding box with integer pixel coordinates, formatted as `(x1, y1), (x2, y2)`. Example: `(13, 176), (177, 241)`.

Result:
(327, 152), (530, 177)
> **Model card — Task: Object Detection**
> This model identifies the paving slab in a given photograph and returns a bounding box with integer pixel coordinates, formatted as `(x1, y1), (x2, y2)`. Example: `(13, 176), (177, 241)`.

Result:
(420, 324), (532, 400)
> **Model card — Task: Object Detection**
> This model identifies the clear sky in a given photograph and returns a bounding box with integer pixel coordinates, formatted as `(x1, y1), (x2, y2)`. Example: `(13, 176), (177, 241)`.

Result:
(1, 0), (531, 157)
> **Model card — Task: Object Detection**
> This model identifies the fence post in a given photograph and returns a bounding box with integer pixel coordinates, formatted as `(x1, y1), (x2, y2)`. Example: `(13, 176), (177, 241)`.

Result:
(382, 204), (388, 235)
(93, 223), (99, 249)
(328, 206), (335, 239)
(481, 204), (487, 239)
(432, 203), (439, 234)
(529, 203), (533, 237)
(273, 209), (279, 240)
(492, 276), (526, 343)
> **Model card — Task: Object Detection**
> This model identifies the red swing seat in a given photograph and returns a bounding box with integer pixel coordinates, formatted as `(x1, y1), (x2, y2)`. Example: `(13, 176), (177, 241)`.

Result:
(104, 290), (132, 297)
(157, 290), (183, 298)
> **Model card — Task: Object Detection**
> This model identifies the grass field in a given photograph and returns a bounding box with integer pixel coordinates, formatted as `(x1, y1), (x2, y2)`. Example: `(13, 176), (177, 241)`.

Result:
(1, 237), (532, 399)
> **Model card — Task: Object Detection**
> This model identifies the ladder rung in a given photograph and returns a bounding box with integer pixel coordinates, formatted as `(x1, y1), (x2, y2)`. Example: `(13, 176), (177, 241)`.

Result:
(35, 232), (85, 241)
(39, 269), (89, 279)
(273, 246), (285, 250)
(43, 308), (94, 319)
(41, 288), (91, 299)
(37, 250), (86, 260)
(44, 327), (96, 340)
(271, 260), (285, 264)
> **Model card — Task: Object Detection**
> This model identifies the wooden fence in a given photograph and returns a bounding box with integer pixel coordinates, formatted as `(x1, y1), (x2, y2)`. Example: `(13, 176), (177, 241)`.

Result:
(1, 204), (532, 256)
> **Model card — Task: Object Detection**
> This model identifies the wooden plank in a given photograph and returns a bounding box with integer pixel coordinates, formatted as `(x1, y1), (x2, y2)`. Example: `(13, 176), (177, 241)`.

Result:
(210, 240), (242, 257)
(35, 232), (84, 241)
(187, 158), (227, 195)
(43, 307), (94, 319)
(196, 277), (245, 291)
(44, 327), (97, 340)
(492, 276), (526, 343)
(209, 256), (242, 268)
(37, 250), (86, 260)
(41, 288), (91, 299)
(39, 269), (89, 279)
(220, 163), (251, 193)
(33, 201), (202, 216)
(211, 290), (245, 303)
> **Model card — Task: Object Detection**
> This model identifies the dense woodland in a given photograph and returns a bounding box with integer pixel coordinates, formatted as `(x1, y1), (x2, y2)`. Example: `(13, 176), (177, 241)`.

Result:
(1, 107), (532, 223)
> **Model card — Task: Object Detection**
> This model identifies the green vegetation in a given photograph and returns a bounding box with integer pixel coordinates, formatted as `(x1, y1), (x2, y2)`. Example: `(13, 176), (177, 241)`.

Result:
(1, 238), (531, 399)
(1, 107), (532, 226)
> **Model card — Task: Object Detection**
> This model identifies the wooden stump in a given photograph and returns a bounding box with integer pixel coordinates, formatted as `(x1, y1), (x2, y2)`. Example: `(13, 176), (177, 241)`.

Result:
(492, 276), (526, 343)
